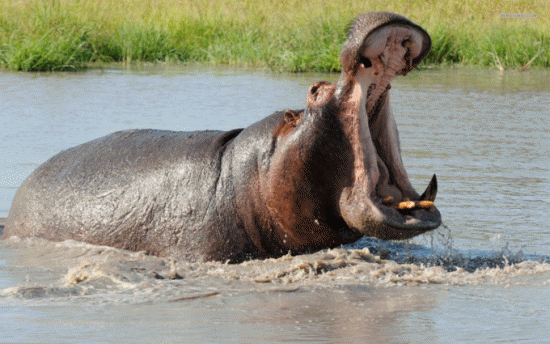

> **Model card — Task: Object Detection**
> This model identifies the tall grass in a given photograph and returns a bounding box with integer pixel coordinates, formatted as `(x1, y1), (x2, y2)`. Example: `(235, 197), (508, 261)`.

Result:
(0, 0), (548, 71)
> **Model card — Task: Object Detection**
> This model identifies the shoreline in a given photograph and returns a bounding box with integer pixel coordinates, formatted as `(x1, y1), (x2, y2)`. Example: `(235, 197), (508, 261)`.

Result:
(1, 0), (548, 72)
(1, 60), (549, 75)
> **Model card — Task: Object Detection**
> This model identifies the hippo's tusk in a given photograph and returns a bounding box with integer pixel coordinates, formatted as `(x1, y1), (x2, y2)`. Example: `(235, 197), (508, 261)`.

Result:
(420, 174), (437, 202)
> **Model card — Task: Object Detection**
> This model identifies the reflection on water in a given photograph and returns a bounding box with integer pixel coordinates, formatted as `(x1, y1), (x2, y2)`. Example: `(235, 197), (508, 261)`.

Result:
(1, 66), (550, 343)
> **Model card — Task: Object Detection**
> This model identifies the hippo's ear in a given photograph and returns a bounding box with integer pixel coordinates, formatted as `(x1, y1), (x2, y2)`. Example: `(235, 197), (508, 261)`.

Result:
(283, 110), (301, 127)
(274, 110), (303, 138)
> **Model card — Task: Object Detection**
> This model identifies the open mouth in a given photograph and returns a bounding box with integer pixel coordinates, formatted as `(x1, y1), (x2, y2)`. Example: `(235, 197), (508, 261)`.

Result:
(366, 24), (440, 237)
(336, 16), (441, 240)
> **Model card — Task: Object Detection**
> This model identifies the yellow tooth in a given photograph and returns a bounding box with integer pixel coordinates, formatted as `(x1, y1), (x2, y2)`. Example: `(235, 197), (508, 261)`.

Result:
(418, 200), (434, 209)
(395, 200), (435, 210)
(396, 201), (416, 210)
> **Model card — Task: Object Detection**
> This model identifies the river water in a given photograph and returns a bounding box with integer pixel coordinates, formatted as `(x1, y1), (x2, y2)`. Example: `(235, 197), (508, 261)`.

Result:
(0, 65), (549, 343)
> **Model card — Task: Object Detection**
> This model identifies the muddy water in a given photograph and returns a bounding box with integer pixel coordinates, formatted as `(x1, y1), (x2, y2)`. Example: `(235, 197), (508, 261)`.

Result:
(1, 66), (550, 343)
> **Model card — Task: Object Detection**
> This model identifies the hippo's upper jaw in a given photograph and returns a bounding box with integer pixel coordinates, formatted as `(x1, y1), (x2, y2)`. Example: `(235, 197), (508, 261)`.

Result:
(332, 12), (441, 240)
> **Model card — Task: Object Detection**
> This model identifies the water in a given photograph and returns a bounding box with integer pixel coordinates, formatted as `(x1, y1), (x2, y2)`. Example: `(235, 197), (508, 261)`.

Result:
(1, 65), (549, 343)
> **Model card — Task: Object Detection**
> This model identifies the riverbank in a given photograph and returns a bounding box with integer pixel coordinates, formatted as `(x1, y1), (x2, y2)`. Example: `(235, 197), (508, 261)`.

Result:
(0, 0), (548, 72)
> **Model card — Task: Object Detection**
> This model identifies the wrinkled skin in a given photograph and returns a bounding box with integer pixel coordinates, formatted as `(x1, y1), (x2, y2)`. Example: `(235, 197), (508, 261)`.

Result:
(3, 12), (441, 262)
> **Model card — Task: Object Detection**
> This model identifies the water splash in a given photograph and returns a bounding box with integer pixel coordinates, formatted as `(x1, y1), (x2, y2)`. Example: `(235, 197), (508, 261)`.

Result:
(2, 232), (550, 303)
(348, 223), (547, 273)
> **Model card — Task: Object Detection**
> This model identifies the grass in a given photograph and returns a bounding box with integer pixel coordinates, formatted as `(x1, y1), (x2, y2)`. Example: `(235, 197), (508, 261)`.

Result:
(0, 0), (548, 72)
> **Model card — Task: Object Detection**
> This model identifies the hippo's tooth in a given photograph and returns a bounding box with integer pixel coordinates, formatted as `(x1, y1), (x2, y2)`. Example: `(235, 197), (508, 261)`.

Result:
(420, 174), (437, 202)
(418, 200), (434, 209)
(396, 201), (415, 210)
(394, 200), (434, 210)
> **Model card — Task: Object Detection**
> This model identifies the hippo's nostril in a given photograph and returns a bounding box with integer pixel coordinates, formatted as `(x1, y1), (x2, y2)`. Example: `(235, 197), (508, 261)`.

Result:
(360, 56), (372, 68)
(310, 86), (319, 96)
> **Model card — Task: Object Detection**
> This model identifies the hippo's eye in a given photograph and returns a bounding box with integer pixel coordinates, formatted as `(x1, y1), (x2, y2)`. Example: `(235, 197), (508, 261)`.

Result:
(360, 56), (372, 68)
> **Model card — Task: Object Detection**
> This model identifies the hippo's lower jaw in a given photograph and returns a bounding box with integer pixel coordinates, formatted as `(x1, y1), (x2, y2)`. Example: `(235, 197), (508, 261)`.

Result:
(341, 175), (441, 241)
(376, 205), (442, 241)
(376, 174), (441, 239)
(375, 174), (441, 240)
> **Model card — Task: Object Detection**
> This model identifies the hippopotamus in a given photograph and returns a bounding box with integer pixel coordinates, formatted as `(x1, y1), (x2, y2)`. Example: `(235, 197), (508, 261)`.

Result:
(3, 12), (441, 262)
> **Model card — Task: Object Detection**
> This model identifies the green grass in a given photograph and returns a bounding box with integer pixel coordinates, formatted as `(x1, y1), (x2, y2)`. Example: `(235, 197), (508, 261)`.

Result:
(0, 0), (548, 72)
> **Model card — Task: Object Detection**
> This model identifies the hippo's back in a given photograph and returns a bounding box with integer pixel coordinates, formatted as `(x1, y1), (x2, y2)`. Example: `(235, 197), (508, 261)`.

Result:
(4, 128), (243, 260)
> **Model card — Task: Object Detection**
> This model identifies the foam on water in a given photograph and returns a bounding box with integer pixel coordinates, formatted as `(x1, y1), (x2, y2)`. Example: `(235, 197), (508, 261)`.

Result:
(2, 224), (550, 305)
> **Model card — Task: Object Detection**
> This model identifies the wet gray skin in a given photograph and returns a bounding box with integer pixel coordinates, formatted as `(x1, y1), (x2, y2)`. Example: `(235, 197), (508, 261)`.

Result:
(3, 12), (441, 262)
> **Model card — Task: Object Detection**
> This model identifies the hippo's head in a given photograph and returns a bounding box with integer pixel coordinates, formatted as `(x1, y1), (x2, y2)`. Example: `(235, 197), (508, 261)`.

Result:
(263, 12), (440, 249)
